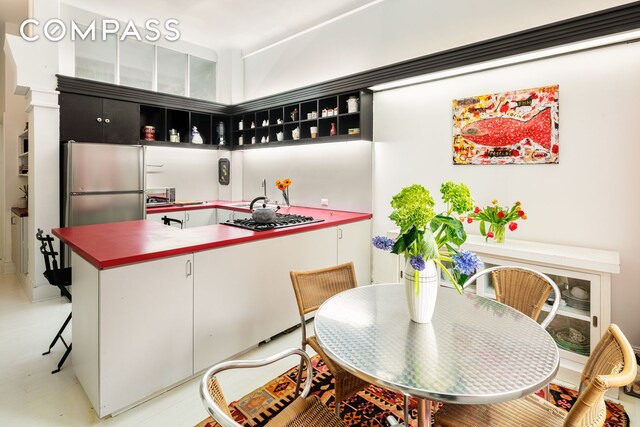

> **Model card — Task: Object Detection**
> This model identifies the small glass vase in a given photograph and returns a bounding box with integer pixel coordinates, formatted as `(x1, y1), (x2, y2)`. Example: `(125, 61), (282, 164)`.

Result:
(489, 223), (506, 243)
(282, 191), (290, 208)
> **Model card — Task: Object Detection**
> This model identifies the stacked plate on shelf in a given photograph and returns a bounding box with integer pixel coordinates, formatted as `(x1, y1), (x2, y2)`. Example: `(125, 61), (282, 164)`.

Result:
(554, 328), (590, 356)
(562, 286), (590, 310)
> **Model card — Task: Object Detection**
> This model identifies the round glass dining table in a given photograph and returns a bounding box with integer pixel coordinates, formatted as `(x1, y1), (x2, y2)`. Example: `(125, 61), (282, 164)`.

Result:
(314, 284), (560, 426)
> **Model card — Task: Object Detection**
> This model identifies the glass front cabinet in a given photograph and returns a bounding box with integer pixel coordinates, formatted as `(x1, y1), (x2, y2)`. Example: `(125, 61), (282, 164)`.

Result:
(460, 235), (619, 387)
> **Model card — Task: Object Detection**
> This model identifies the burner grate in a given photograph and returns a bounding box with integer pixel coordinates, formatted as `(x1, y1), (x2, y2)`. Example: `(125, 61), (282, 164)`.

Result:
(223, 214), (324, 231)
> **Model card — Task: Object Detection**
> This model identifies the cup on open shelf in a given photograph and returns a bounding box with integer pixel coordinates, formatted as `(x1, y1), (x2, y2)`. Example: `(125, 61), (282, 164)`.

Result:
(310, 126), (318, 138)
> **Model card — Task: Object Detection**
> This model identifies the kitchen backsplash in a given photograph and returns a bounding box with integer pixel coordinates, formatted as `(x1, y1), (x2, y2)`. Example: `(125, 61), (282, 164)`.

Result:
(241, 140), (372, 213)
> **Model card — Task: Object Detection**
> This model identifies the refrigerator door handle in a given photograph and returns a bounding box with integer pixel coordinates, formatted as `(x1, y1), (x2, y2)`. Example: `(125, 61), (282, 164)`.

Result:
(142, 146), (147, 219)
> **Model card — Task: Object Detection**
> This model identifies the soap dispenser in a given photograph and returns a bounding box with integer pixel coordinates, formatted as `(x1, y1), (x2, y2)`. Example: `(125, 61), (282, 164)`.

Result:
(191, 126), (204, 144)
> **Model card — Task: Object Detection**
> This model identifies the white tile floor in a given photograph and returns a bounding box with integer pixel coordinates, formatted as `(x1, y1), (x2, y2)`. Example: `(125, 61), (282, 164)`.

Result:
(0, 272), (638, 426)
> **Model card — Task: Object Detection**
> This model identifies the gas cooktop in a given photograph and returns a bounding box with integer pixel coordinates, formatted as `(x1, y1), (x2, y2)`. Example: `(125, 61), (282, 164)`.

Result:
(223, 214), (324, 231)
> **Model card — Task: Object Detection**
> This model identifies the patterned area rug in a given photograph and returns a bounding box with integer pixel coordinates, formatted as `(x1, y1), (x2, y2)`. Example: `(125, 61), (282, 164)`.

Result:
(196, 355), (629, 426)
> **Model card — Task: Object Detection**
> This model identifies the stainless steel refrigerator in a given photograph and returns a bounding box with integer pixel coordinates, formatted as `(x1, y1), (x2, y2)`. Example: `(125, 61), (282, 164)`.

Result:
(62, 142), (146, 229)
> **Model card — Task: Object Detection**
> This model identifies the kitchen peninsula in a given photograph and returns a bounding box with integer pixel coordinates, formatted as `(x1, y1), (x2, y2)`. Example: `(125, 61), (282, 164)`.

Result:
(53, 203), (371, 417)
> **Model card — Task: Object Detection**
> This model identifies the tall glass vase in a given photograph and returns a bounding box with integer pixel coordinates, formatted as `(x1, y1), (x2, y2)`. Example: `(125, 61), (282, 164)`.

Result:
(404, 259), (438, 323)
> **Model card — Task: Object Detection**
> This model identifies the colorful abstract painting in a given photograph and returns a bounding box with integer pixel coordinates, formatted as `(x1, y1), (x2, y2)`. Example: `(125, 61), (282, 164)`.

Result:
(453, 85), (559, 165)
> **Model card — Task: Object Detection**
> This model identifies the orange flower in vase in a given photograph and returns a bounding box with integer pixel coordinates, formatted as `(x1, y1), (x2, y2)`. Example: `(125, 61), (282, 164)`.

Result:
(275, 178), (292, 207)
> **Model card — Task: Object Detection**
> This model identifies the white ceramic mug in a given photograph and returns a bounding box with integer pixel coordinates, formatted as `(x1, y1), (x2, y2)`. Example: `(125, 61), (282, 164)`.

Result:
(310, 126), (318, 138)
(276, 132), (284, 141)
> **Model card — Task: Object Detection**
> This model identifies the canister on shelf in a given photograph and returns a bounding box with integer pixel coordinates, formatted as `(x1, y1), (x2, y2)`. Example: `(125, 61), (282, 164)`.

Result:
(143, 125), (155, 141)
(169, 128), (180, 143)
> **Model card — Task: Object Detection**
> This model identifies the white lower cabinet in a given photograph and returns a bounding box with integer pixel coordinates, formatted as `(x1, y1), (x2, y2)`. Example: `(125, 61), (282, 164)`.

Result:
(11, 213), (28, 274)
(185, 208), (217, 227)
(72, 220), (371, 417)
(73, 253), (194, 417)
(337, 220), (371, 286)
(193, 227), (338, 372)
(146, 208), (216, 228)
(459, 235), (618, 386)
(215, 208), (252, 223)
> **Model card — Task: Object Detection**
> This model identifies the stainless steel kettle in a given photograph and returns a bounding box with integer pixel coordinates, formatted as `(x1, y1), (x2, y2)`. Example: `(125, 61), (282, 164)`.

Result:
(249, 196), (280, 223)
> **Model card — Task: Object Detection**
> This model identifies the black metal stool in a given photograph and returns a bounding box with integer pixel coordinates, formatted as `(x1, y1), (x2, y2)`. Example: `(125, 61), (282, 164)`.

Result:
(36, 228), (72, 374)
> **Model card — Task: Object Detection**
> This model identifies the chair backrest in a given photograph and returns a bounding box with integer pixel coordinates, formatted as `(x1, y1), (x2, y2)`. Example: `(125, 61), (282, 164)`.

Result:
(462, 266), (561, 328)
(563, 324), (637, 427)
(36, 228), (59, 273)
(161, 215), (184, 228)
(290, 262), (357, 316)
(200, 348), (314, 427)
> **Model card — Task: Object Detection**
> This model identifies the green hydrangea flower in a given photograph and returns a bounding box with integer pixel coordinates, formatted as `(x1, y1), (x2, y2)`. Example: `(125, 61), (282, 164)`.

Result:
(440, 181), (474, 214)
(389, 184), (435, 231)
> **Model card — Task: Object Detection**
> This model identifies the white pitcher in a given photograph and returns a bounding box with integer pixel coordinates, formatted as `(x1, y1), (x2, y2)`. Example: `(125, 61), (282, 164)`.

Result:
(276, 131), (284, 141)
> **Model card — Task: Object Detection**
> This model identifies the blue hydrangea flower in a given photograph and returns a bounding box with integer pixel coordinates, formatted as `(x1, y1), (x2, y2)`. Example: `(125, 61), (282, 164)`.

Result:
(372, 236), (394, 251)
(452, 250), (483, 276)
(409, 254), (426, 271)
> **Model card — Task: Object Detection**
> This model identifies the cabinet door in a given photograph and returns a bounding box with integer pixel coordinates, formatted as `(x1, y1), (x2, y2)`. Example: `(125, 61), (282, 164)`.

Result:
(59, 93), (103, 142)
(20, 217), (28, 274)
(146, 211), (186, 227)
(337, 220), (371, 286)
(99, 254), (193, 415)
(193, 228), (337, 372)
(215, 208), (251, 223)
(102, 99), (140, 144)
(216, 209), (233, 223)
(10, 215), (21, 273)
(478, 256), (601, 369)
(146, 212), (168, 223)
(184, 208), (216, 228)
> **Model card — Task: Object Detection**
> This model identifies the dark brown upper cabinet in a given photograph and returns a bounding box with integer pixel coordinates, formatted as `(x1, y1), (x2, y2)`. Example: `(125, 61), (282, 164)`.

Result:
(60, 93), (139, 144)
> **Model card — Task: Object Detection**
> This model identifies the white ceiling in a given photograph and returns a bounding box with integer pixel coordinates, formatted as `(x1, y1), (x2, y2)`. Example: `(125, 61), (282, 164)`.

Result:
(60, 0), (381, 53)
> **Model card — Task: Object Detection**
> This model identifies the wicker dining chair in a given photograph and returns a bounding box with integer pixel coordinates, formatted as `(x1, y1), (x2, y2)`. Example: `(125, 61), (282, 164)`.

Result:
(291, 262), (411, 422)
(462, 266), (561, 401)
(200, 348), (346, 427)
(434, 323), (638, 427)
(289, 262), (372, 418)
(462, 266), (561, 328)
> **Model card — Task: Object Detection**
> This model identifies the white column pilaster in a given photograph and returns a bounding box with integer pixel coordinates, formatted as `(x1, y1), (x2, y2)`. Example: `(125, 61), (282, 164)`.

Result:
(25, 88), (60, 300)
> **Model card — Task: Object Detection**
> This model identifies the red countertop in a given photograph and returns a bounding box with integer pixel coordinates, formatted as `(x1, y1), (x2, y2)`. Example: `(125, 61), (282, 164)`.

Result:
(53, 205), (371, 270)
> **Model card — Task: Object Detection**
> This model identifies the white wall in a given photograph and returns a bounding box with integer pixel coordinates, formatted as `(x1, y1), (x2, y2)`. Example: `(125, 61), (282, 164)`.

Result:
(243, 0), (632, 101)
(2, 37), (27, 273)
(242, 140), (372, 213)
(145, 146), (219, 202)
(372, 41), (640, 344)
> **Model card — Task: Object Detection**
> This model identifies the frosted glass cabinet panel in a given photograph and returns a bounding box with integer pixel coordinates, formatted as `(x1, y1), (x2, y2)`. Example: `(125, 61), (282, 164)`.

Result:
(189, 56), (216, 101)
(119, 39), (155, 90)
(75, 31), (116, 83)
(157, 47), (187, 96)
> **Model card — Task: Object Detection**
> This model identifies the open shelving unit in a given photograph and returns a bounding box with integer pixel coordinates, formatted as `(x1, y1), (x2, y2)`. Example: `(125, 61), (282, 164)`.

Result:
(58, 77), (371, 152)
(18, 130), (28, 177)
(231, 90), (372, 149)
(139, 105), (230, 149)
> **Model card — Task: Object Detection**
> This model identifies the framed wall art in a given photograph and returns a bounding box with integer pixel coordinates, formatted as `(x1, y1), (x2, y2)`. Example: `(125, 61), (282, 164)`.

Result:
(453, 85), (559, 165)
